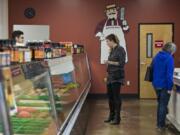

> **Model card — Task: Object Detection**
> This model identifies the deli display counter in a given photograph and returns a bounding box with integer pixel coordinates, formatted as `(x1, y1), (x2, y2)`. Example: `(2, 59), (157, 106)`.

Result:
(167, 68), (180, 131)
(0, 53), (91, 135)
(0, 61), (59, 135)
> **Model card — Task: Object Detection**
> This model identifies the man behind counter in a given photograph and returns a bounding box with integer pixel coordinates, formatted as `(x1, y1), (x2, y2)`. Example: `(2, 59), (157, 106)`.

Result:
(12, 30), (25, 46)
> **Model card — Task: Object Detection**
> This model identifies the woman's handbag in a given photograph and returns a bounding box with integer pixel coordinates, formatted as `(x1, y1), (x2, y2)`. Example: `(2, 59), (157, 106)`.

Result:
(144, 62), (153, 82)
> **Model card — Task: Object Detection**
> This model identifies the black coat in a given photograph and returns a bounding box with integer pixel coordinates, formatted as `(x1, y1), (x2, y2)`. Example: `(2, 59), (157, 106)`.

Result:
(107, 45), (126, 84)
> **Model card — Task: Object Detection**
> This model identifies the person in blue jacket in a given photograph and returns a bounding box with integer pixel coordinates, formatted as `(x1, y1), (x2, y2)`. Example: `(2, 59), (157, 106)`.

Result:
(152, 42), (177, 130)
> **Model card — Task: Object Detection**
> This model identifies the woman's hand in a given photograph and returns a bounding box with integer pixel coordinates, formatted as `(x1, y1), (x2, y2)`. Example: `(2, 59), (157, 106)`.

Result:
(104, 60), (109, 65)
(104, 77), (107, 83)
(104, 60), (119, 66)
(108, 61), (119, 66)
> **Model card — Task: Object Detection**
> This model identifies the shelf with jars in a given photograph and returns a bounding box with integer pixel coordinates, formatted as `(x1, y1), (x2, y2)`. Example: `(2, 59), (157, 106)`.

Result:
(0, 40), (85, 67)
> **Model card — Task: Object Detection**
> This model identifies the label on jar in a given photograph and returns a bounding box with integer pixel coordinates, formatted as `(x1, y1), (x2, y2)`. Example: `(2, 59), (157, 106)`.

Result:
(0, 52), (3, 66)
(10, 50), (14, 62)
(40, 50), (45, 59)
(19, 51), (24, 63)
(35, 49), (44, 59)
(24, 51), (32, 62)
(77, 48), (80, 54)
(14, 50), (19, 62)
(2, 52), (6, 66)
(6, 52), (11, 65)
(35, 50), (39, 59)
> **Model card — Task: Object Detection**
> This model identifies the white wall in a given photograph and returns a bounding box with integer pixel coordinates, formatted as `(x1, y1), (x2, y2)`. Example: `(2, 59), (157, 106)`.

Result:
(0, 0), (8, 39)
(13, 25), (50, 42)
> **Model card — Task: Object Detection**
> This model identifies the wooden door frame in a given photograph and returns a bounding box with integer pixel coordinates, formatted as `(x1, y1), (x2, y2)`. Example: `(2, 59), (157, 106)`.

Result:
(138, 23), (175, 98)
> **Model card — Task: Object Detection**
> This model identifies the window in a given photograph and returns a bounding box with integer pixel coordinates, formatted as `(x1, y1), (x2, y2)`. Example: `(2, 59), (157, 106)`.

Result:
(146, 33), (153, 58)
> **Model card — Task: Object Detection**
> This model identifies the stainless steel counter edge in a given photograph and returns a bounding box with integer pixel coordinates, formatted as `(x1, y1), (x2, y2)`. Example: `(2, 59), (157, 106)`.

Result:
(167, 115), (180, 131)
(174, 75), (180, 86)
(0, 77), (13, 135)
(167, 75), (180, 132)
(57, 80), (91, 135)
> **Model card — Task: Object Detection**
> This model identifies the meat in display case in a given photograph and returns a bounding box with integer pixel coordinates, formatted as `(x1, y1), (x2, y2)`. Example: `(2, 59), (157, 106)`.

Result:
(0, 61), (59, 135)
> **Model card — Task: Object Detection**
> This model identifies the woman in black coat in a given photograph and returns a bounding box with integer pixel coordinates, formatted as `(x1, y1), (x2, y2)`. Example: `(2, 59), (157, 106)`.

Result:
(104, 34), (126, 125)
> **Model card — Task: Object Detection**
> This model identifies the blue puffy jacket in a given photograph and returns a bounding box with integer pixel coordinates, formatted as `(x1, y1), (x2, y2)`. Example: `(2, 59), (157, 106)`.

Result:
(152, 51), (174, 91)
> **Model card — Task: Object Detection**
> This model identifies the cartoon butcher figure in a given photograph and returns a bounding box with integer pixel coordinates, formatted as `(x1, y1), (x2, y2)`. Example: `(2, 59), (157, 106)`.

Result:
(95, 4), (129, 64)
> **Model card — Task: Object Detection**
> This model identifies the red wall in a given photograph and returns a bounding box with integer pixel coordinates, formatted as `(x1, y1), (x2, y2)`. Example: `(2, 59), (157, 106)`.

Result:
(9, 0), (180, 94)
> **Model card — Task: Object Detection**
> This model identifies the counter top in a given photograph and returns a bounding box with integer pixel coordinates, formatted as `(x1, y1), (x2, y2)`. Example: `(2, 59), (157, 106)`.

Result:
(174, 68), (180, 86)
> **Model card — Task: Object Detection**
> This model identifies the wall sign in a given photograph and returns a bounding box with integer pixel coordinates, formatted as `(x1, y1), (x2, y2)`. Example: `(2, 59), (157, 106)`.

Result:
(155, 40), (164, 48)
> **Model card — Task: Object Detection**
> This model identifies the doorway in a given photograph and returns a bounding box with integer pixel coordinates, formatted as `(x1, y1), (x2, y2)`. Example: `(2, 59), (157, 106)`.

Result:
(139, 23), (174, 99)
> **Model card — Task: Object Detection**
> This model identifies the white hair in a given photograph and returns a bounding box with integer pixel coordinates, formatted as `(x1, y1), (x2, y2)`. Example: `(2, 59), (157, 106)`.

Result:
(163, 42), (177, 54)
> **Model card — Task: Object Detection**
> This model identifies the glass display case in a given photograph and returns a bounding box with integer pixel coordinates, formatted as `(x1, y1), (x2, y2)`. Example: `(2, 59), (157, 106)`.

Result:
(167, 68), (180, 132)
(45, 53), (91, 135)
(0, 61), (59, 135)
(0, 53), (91, 135)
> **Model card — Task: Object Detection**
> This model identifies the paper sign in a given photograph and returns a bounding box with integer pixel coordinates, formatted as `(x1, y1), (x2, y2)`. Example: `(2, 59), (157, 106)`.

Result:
(47, 56), (74, 75)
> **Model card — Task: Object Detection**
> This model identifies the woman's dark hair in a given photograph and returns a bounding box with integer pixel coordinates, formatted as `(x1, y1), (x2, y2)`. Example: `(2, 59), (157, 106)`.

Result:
(12, 30), (24, 40)
(106, 34), (119, 45)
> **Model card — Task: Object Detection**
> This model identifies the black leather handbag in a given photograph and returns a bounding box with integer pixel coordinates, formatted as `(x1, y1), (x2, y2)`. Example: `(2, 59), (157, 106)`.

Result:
(144, 62), (153, 82)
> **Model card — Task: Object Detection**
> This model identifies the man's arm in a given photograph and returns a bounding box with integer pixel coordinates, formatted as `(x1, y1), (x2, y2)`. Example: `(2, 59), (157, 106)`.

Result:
(166, 57), (174, 91)
(95, 19), (106, 36)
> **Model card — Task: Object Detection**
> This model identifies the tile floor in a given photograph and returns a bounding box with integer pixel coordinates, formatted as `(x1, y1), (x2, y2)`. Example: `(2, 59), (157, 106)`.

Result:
(85, 99), (180, 135)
